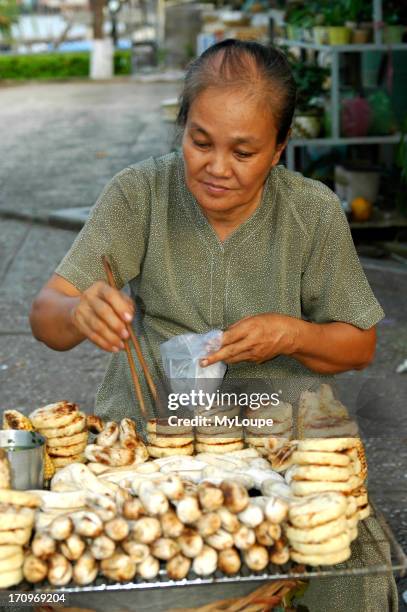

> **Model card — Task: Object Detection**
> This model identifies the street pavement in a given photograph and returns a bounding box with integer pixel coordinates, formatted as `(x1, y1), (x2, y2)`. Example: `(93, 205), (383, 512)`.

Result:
(0, 78), (180, 219)
(0, 77), (181, 409)
(0, 78), (406, 610)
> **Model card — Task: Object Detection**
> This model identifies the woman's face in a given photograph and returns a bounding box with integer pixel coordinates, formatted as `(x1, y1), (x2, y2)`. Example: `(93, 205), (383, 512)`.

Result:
(182, 87), (287, 218)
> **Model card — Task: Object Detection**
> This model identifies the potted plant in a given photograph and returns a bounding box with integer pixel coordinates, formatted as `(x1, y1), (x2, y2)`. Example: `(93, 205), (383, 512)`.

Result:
(313, 12), (329, 45)
(285, 3), (314, 42)
(309, 1), (328, 45)
(288, 56), (329, 138)
(321, 1), (352, 45)
(345, 0), (372, 44)
(383, 2), (405, 44)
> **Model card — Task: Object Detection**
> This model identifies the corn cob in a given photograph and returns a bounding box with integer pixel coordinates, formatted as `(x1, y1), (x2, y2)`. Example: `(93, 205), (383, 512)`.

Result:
(42, 450), (56, 479)
(0, 449), (11, 489)
(2, 410), (55, 479)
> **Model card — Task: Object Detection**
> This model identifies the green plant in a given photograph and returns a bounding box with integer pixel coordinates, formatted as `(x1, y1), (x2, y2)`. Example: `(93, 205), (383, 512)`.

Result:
(184, 42), (195, 61)
(343, 0), (372, 24)
(114, 49), (132, 74)
(0, 50), (131, 80)
(285, 2), (315, 28)
(314, 0), (373, 27)
(288, 53), (329, 113)
(321, 1), (349, 27)
(383, 1), (401, 25)
(156, 47), (167, 66)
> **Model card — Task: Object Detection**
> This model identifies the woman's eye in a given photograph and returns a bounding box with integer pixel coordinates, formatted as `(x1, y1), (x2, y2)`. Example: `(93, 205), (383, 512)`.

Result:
(236, 151), (253, 158)
(193, 141), (210, 149)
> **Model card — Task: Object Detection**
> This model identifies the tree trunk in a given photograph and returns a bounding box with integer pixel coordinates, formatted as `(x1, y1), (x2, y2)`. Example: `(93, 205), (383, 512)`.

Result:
(90, 0), (105, 39)
(89, 0), (113, 79)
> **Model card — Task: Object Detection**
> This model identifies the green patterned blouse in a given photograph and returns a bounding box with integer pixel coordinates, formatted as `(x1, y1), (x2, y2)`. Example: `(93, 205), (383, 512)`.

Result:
(56, 151), (384, 422)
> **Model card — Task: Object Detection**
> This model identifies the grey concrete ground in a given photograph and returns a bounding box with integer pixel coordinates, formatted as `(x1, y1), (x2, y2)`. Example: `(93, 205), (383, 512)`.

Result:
(0, 77), (181, 409)
(0, 78), (406, 610)
(0, 78), (180, 218)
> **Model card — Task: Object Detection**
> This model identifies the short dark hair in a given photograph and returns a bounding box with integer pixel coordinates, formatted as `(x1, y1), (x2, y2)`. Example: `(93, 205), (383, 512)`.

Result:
(176, 39), (297, 145)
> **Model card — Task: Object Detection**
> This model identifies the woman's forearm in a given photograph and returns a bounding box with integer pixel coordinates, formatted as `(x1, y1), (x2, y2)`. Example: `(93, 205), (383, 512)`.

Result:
(30, 288), (86, 351)
(31, 274), (135, 354)
(203, 313), (377, 374)
(291, 320), (376, 374)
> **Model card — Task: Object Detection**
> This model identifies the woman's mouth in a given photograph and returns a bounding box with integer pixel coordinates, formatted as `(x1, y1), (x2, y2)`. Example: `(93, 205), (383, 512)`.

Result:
(202, 181), (230, 195)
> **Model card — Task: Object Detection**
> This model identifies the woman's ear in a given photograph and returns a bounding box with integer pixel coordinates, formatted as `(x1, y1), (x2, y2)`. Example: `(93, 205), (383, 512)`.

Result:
(271, 131), (290, 166)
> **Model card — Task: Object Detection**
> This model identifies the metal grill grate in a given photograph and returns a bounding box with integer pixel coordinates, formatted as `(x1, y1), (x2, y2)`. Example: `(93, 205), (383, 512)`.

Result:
(6, 500), (405, 595)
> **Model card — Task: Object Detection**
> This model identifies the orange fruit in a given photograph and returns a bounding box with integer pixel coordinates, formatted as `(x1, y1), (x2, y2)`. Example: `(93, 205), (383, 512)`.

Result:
(351, 197), (373, 222)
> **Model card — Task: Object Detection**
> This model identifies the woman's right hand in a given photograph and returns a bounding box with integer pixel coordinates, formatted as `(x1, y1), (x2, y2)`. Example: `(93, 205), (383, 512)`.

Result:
(70, 281), (135, 353)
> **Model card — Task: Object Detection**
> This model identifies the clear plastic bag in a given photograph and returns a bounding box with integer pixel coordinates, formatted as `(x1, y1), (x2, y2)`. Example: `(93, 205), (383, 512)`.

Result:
(160, 330), (227, 399)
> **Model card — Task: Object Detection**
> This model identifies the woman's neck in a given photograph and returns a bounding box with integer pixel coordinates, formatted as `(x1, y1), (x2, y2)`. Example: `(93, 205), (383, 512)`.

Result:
(201, 187), (264, 242)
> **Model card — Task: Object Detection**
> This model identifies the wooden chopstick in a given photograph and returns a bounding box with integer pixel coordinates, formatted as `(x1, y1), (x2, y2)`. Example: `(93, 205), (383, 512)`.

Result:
(101, 258), (159, 404)
(127, 325), (158, 403)
(102, 255), (147, 418)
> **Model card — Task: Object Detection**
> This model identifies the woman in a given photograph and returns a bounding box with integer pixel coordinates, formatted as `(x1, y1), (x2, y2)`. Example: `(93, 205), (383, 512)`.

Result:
(30, 40), (397, 610)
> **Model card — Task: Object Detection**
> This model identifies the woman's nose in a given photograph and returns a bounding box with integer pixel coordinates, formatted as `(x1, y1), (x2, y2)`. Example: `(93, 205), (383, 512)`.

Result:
(206, 153), (232, 178)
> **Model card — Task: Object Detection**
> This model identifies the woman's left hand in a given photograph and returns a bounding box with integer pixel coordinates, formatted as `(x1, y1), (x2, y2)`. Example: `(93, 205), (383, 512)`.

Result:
(201, 314), (299, 366)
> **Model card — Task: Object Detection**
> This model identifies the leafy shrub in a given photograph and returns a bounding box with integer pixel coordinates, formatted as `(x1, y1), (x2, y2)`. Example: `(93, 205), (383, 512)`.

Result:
(114, 49), (132, 74)
(0, 49), (131, 80)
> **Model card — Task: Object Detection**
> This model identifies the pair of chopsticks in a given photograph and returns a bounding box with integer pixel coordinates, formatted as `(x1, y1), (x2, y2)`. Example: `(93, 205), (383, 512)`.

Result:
(102, 255), (158, 418)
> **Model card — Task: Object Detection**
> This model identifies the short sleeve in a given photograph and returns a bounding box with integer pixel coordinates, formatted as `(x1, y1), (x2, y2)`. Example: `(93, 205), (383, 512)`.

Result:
(301, 195), (384, 330)
(55, 166), (151, 292)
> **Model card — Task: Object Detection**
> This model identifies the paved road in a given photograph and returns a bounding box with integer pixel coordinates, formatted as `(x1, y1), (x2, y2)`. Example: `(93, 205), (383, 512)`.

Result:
(0, 78), (180, 217)
(0, 77), (181, 407)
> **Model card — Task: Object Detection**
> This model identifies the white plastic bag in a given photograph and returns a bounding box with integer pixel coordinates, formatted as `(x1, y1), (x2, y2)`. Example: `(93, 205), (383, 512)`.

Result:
(160, 330), (227, 398)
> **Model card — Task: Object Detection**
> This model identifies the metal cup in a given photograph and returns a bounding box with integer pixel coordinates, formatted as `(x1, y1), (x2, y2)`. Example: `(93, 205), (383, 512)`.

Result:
(0, 430), (45, 490)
